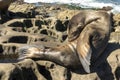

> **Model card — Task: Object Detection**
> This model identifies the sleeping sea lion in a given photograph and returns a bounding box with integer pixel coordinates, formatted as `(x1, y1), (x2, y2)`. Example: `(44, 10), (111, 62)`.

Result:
(18, 10), (112, 73)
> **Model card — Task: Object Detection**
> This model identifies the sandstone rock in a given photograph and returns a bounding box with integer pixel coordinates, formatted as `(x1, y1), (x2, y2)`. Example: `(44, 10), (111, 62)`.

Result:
(17, 59), (47, 80)
(0, 2), (119, 80)
(109, 32), (120, 44)
(114, 26), (120, 32)
(113, 14), (120, 26)
(0, 59), (47, 80)
(0, 63), (23, 80)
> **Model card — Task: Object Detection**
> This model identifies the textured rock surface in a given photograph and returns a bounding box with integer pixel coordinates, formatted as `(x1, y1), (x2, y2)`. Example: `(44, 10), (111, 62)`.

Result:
(0, 2), (119, 80)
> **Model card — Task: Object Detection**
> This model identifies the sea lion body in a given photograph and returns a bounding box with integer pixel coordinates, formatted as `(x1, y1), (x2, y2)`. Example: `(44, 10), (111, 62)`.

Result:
(18, 10), (112, 73)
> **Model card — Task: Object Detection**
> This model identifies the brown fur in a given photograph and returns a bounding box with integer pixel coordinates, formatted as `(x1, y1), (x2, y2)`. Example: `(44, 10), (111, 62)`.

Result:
(18, 10), (112, 73)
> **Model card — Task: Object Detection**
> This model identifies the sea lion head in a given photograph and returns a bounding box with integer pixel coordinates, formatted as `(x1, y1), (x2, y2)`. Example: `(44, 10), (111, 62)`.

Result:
(67, 12), (85, 42)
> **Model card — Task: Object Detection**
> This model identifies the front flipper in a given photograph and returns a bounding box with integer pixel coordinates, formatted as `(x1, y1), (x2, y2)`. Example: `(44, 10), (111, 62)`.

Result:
(76, 27), (93, 73)
(77, 42), (92, 73)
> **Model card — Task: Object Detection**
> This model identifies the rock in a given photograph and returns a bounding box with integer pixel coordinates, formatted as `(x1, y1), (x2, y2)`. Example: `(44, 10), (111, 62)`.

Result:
(0, 63), (23, 80)
(101, 6), (113, 11)
(17, 59), (47, 80)
(109, 32), (120, 44)
(49, 6), (61, 10)
(0, 2), (119, 80)
(113, 14), (120, 26)
(36, 61), (68, 80)
(114, 26), (120, 32)
(0, 59), (47, 80)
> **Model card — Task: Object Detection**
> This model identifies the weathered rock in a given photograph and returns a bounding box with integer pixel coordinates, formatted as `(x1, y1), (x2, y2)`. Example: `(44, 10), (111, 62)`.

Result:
(0, 2), (34, 22)
(0, 2), (119, 80)
(109, 32), (120, 44)
(114, 26), (120, 32)
(16, 59), (47, 80)
(0, 63), (23, 80)
(0, 59), (47, 80)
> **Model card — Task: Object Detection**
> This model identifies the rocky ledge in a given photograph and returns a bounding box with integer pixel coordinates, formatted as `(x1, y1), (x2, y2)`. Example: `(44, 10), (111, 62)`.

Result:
(0, 2), (119, 80)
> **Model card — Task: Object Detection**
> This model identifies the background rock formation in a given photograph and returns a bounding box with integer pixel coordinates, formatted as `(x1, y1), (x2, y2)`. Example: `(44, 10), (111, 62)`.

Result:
(0, 2), (119, 80)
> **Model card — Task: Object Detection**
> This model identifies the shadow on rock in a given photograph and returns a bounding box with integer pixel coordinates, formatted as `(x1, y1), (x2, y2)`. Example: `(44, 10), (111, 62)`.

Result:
(91, 43), (119, 80)
(71, 43), (120, 80)
(0, 11), (37, 24)
(115, 66), (120, 80)
(37, 64), (52, 80)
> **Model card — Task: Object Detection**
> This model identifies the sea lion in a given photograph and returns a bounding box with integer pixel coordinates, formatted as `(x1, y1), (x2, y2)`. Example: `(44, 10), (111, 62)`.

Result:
(0, 0), (16, 19)
(18, 10), (112, 73)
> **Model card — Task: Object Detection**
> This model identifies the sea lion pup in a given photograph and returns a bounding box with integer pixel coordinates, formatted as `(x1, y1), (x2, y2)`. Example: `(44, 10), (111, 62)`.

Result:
(18, 10), (112, 73)
(0, 0), (16, 19)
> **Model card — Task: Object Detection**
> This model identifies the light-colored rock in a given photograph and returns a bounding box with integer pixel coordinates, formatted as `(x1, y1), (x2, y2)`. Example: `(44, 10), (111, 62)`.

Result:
(0, 2), (119, 80)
